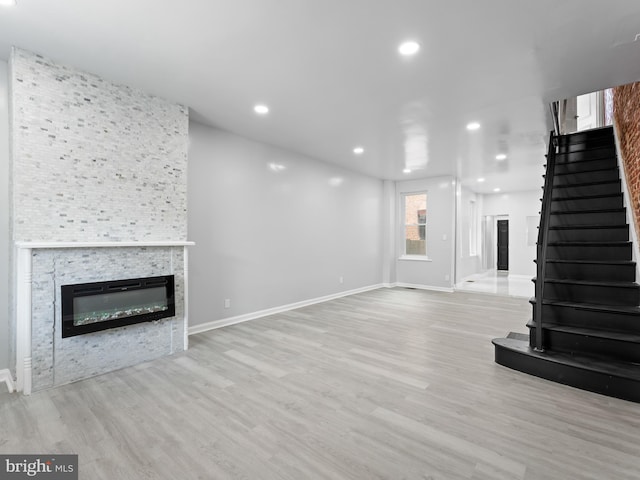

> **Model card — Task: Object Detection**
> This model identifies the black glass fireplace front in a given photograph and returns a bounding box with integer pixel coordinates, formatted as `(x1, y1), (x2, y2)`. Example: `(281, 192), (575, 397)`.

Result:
(61, 275), (175, 338)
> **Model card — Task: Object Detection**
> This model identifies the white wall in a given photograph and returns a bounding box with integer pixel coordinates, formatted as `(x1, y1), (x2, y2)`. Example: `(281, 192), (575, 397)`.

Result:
(482, 190), (540, 276)
(456, 184), (482, 282)
(188, 122), (384, 327)
(381, 180), (397, 286)
(394, 176), (456, 290)
(0, 60), (8, 370)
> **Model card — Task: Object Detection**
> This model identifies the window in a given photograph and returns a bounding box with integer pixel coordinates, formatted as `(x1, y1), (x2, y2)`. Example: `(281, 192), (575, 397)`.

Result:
(403, 193), (427, 256)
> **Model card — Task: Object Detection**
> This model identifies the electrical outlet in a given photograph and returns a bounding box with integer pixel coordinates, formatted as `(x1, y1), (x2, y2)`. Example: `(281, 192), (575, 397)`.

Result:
(339, 276), (344, 284)
(445, 274), (450, 282)
(224, 299), (231, 309)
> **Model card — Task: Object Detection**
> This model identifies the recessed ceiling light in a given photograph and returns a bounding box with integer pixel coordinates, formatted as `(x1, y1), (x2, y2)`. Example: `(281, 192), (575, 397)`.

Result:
(493, 187), (501, 192)
(466, 122), (481, 131)
(254, 104), (269, 115)
(268, 163), (286, 172)
(403, 168), (412, 174)
(398, 41), (420, 56)
(0, 0), (16, 6)
(353, 147), (364, 155)
(496, 153), (507, 160)
(477, 178), (485, 183)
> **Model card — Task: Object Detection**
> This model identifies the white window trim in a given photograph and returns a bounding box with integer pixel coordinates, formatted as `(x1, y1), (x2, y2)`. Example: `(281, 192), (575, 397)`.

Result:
(469, 199), (479, 257)
(398, 191), (430, 260)
(398, 255), (433, 262)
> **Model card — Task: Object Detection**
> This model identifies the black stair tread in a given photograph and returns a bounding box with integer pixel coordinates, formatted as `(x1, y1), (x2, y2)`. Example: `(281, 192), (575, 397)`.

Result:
(552, 179), (620, 189)
(492, 336), (640, 380)
(548, 224), (626, 230)
(525, 321), (640, 343)
(533, 277), (639, 288)
(543, 259), (635, 266)
(530, 297), (640, 315)
(555, 150), (615, 160)
(551, 193), (623, 202)
(552, 166), (618, 176)
(559, 128), (614, 142)
(556, 138), (614, 147)
(545, 241), (630, 246)
(550, 208), (625, 215)
(555, 147), (614, 157)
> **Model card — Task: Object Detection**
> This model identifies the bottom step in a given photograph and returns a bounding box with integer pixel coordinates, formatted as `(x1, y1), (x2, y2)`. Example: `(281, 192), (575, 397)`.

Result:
(492, 334), (640, 403)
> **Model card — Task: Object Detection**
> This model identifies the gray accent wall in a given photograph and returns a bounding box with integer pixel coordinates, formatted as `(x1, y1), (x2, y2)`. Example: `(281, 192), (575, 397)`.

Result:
(188, 122), (384, 327)
(0, 60), (9, 370)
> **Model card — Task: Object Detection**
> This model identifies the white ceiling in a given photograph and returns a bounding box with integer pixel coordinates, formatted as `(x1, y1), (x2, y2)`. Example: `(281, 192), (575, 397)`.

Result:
(1, 0), (640, 193)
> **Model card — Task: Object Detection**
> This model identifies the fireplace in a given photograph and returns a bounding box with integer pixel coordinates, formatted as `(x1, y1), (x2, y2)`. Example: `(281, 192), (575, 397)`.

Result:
(61, 275), (175, 338)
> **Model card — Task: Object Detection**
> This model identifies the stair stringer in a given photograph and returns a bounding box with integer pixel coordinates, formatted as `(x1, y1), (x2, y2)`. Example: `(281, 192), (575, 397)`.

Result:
(613, 122), (640, 282)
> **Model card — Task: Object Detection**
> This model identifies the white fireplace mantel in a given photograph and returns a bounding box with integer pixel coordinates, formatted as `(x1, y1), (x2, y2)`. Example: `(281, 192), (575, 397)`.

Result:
(16, 240), (195, 249)
(15, 240), (195, 395)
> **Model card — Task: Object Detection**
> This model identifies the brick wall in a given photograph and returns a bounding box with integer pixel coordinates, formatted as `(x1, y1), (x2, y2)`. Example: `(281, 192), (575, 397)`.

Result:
(613, 82), (640, 242)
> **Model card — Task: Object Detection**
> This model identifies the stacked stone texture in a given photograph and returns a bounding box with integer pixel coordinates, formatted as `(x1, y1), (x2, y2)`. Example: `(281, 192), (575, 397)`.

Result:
(11, 48), (188, 242)
(10, 49), (189, 390)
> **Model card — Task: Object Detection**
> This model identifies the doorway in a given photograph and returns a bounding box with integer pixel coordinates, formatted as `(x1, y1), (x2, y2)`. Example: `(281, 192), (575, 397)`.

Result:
(497, 219), (509, 271)
(577, 91), (604, 131)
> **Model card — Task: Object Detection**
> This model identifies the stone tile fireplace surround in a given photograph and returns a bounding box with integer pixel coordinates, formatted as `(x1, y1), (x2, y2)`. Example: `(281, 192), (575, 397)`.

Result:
(10, 48), (191, 394)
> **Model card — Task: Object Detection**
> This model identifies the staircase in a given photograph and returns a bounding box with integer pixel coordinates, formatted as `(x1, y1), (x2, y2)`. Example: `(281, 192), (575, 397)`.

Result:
(492, 126), (640, 403)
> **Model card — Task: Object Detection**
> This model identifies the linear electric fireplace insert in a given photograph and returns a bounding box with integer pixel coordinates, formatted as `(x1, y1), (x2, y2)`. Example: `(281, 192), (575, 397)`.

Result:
(61, 275), (175, 338)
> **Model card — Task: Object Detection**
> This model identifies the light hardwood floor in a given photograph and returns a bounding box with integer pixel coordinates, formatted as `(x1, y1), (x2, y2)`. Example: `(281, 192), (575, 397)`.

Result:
(1, 288), (640, 479)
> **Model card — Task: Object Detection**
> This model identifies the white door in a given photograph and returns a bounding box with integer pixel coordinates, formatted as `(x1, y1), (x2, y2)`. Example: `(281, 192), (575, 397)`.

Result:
(577, 92), (599, 131)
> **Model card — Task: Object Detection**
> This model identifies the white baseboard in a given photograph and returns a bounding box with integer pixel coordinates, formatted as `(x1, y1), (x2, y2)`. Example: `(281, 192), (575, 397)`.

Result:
(0, 369), (15, 393)
(394, 282), (455, 293)
(189, 284), (384, 336)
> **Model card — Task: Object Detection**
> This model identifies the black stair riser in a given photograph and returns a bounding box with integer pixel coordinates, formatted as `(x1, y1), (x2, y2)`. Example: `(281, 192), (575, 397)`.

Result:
(527, 327), (640, 364)
(547, 226), (629, 243)
(557, 138), (614, 153)
(552, 169), (619, 186)
(493, 343), (640, 403)
(552, 181), (621, 199)
(551, 195), (623, 212)
(546, 243), (631, 261)
(557, 129), (613, 145)
(555, 147), (616, 162)
(554, 157), (617, 175)
(544, 262), (635, 282)
(540, 282), (640, 305)
(532, 303), (640, 334)
(548, 211), (626, 227)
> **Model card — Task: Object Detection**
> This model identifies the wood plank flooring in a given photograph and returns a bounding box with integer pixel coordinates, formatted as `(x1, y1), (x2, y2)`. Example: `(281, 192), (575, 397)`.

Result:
(1, 288), (640, 479)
